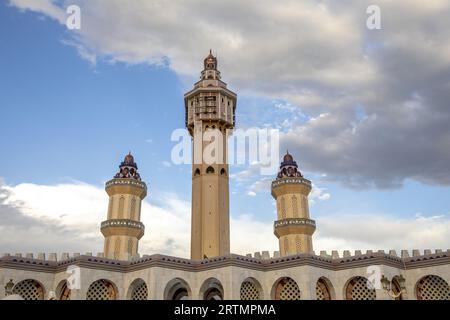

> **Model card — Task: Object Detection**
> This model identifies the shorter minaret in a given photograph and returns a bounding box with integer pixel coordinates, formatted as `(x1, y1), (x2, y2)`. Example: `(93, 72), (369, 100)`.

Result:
(271, 151), (316, 256)
(101, 153), (147, 261)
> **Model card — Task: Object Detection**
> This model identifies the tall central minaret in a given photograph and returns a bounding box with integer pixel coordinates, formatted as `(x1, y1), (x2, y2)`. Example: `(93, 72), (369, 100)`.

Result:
(185, 51), (237, 259)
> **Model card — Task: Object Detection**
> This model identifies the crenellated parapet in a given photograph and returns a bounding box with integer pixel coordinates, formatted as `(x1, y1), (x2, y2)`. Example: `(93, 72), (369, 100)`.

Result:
(1, 250), (448, 271)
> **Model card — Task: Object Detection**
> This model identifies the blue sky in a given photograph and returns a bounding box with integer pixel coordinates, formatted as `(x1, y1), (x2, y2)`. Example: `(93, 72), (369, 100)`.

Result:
(1, 1), (449, 256)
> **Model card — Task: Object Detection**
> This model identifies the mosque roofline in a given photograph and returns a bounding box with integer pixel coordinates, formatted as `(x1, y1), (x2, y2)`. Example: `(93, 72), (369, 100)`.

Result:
(1, 250), (449, 274)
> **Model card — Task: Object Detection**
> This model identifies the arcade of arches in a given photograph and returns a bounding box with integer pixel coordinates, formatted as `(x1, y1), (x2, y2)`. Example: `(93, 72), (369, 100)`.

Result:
(7, 274), (449, 300)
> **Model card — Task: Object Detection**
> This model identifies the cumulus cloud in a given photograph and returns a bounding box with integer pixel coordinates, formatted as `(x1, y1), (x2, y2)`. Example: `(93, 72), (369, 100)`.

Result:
(9, 0), (450, 189)
(1, 180), (447, 256)
(9, 0), (66, 23)
(0, 180), (277, 257)
(315, 212), (450, 253)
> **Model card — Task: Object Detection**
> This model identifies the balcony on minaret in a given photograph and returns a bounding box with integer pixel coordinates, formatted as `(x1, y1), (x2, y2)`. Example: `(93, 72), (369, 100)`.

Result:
(185, 51), (237, 133)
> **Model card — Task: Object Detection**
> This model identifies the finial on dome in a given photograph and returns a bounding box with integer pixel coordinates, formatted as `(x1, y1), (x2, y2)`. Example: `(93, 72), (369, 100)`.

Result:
(204, 50), (217, 70)
(283, 150), (294, 162)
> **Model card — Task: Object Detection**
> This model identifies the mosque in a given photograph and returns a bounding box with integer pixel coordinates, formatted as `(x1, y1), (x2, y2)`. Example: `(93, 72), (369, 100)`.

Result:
(0, 52), (449, 300)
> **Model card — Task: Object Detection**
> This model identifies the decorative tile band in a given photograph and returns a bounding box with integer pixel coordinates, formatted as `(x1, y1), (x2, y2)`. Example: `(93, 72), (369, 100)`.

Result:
(271, 177), (312, 188)
(105, 178), (147, 190)
(274, 218), (316, 228)
(101, 219), (145, 230)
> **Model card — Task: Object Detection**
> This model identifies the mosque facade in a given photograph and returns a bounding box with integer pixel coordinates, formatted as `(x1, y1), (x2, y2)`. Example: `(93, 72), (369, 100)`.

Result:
(1, 53), (449, 301)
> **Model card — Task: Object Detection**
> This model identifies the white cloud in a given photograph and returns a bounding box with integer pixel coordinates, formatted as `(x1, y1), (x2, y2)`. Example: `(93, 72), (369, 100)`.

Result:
(10, 0), (450, 188)
(314, 213), (450, 253)
(161, 161), (172, 168)
(1, 181), (448, 257)
(309, 184), (331, 204)
(9, 0), (66, 24)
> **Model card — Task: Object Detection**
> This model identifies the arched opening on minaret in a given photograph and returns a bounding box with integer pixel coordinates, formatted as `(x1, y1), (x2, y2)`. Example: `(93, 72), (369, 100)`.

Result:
(194, 168), (201, 176)
(206, 166), (215, 174)
(220, 168), (226, 175)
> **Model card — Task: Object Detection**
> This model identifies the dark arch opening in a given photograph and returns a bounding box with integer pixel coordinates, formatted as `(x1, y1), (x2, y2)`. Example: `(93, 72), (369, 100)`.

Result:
(220, 168), (226, 175)
(194, 168), (201, 176)
(206, 166), (215, 174)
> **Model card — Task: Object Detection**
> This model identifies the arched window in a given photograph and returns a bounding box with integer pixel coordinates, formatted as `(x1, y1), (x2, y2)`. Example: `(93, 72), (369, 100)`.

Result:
(220, 168), (226, 175)
(130, 197), (136, 220)
(13, 279), (45, 300)
(273, 277), (300, 300)
(416, 275), (450, 300)
(292, 196), (298, 217)
(316, 277), (334, 300)
(391, 276), (404, 300)
(118, 196), (125, 217)
(86, 279), (117, 300)
(194, 168), (201, 176)
(107, 198), (113, 219)
(127, 239), (133, 256)
(57, 280), (71, 300)
(240, 278), (262, 300)
(200, 278), (223, 300)
(114, 238), (120, 259)
(128, 278), (148, 300)
(206, 166), (215, 174)
(284, 237), (289, 255)
(295, 235), (301, 252)
(280, 197), (286, 219)
(345, 276), (376, 300)
(164, 278), (192, 300)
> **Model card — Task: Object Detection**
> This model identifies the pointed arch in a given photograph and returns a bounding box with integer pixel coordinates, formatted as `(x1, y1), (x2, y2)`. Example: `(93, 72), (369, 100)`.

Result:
(114, 238), (120, 259)
(295, 235), (301, 252)
(127, 278), (148, 300)
(280, 197), (286, 219)
(118, 196), (125, 217)
(130, 197), (137, 220)
(292, 195), (298, 217)
(107, 197), (113, 219)
(164, 278), (192, 300)
(272, 277), (300, 300)
(12, 279), (45, 300)
(127, 238), (133, 256)
(86, 279), (117, 300)
(199, 278), (223, 300)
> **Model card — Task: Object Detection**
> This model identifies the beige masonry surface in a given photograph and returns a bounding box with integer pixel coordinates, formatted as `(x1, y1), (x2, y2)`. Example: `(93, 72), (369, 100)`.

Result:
(1, 53), (449, 301)
(1, 250), (449, 300)
(185, 51), (236, 260)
